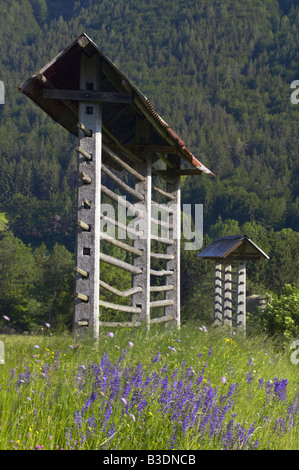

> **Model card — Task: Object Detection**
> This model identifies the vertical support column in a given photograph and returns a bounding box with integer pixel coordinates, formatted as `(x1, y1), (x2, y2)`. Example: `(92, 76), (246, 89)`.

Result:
(131, 118), (151, 330)
(165, 159), (181, 328)
(236, 261), (246, 333)
(223, 264), (232, 328)
(214, 263), (223, 326)
(73, 52), (102, 340)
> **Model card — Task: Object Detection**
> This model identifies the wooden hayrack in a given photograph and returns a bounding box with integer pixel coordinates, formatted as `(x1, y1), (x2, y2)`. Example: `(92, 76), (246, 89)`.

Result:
(18, 33), (213, 339)
(198, 235), (269, 332)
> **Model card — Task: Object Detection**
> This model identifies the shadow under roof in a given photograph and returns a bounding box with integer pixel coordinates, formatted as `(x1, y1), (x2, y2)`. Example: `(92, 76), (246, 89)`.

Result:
(18, 33), (213, 176)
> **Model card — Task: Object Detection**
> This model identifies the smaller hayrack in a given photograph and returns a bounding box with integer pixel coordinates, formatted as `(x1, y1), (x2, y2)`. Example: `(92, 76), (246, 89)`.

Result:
(197, 235), (269, 332)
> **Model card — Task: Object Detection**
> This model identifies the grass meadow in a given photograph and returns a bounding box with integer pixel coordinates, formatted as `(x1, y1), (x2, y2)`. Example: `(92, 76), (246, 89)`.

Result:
(0, 322), (298, 450)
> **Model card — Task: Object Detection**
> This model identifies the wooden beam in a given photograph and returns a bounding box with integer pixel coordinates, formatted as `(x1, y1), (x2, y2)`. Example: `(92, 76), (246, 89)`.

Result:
(100, 252), (143, 274)
(99, 300), (141, 314)
(43, 88), (134, 103)
(100, 232), (143, 257)
(103, 125), (143, 163)
(236, 261), (246, 333)
(101, 163), (144, 200)
(111, 144), (178, 154)
(99, 280), (142, 298)
(155, 169), (203, 176)
(102, 144), (145, 181)
(150, 299), (174, 308)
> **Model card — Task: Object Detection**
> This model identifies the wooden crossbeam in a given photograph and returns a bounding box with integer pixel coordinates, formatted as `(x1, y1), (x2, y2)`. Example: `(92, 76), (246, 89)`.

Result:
(43, 88), (134, 103)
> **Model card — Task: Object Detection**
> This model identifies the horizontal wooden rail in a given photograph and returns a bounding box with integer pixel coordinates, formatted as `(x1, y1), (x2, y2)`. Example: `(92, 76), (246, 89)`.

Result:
(99, 320), (142, 327)
(150, 268), (174, 276)
(101, 185), (144, 217)
(102, 144), (145, 181)
(102, 163), (144, 201)
(100, 252), (143, 274)
(150, 252), (175, 260)
(100, 214), (144, 238)
(100, 280), (142, 298)
(100, 232), (143, 256)
(153, 186), (176, 201)
(151, 235), (175, 245)
(150, 284), (174, 292)
(150, 315), (175, 324)
(150, 299), (174, 308)
(99, 300), (141, 314)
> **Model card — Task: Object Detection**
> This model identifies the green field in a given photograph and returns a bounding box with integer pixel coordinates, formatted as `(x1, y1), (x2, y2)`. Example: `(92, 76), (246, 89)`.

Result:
(0, 323), (298, 450)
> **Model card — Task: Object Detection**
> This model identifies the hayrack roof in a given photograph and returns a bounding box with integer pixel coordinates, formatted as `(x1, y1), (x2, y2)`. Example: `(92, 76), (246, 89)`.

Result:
(18, 33), (213, 176)
(197, 234), (269, 261)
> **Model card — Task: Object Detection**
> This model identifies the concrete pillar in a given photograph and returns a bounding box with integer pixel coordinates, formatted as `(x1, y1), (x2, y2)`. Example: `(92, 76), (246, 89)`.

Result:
(214, 263), (223, 326)
(73, 53), (102, 339)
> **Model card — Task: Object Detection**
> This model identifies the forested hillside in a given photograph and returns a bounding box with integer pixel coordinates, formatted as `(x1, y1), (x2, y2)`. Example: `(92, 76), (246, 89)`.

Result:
(0, 0), (298, 331)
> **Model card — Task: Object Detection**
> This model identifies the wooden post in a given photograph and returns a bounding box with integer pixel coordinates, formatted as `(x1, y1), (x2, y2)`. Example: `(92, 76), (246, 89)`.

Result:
(214, 263), (223, 326)
(73, 52), (102, 340)
(165, 156), (181, 328)
(223, 264), (232, 328)
(236, 261), (246, 333)
(131, 118), (151, 330)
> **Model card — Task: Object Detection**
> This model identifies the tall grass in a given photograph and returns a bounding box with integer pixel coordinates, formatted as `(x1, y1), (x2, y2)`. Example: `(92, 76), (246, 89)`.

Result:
(0, 323), (298, 450)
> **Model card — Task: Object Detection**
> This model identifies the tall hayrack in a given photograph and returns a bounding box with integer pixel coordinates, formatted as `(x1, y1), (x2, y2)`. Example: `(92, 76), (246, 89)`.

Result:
(18, 33), (213, 338)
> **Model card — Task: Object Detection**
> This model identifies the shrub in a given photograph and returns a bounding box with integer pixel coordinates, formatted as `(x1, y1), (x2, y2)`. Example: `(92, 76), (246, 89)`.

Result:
(261, 284), (299, 342)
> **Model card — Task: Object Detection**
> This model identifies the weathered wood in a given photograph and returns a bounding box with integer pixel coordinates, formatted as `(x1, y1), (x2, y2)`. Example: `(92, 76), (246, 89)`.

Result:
(156, 152), (176, 169)
(36, 73), (78, 117)
(99, 320), (142, 327)
(101, 184), (144, 217)
(79, 172), (92, 184)
(77, 220), (90, 231)
(99, 280), (142, 297)
(74, 266), (88, 278)
(100, 232), (143, 256)
(150, 252), (174, 260)
(150, 284), (174, 292)
(150, 315), (175, 324)
(103, 125), (143, 163)
(150, 299), (174, 308)
(214, 263), (223, 326)
(102, 144), (145, 181)
(101, 163), (144, 200)
(153, 186), (176, 201)
(100, 252), (143, 274)
(43, 88), (133, 103)
(151, 216), (173, 230)
(99, 300), (141, 314)
(77, 122), (92, 137)
(156, 169), (203, 176)
(76, 146), (92, 161)
(151, 234), (175, 245)
(100, 213), (143, 238)
(223, 264), (232, 328)
(75, 292), (89, 302)
(150, 268), (174, 276)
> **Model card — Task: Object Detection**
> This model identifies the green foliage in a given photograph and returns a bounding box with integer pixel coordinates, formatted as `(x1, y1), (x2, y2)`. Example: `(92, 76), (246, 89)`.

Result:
(261, 284), (299, 342)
